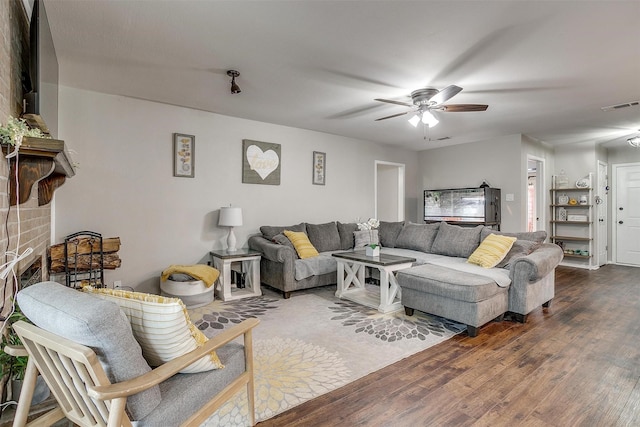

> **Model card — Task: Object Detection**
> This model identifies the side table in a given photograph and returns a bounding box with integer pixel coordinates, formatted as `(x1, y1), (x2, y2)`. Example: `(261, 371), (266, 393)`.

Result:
(210, 249), (262, 301)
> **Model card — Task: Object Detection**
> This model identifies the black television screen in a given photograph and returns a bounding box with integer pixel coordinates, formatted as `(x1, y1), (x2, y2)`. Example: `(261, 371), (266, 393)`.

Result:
(23, 0), (59, 138)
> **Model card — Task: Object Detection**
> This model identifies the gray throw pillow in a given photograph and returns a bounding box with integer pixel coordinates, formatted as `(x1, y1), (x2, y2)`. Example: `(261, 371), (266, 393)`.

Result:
(272, 233), (299, 258)
(337, 222), (358, 250)
(378, 221), (405, 248)
(17, 281), (161, 420)
(395, 222), (440, 253)
(306, 222), (341, 252)
(431, 222), (483, 258)
(260, 222), (305, 240)
(481, 227), (547, 243)
(354, 230), (379, 248)
(496, 240), (542, 268)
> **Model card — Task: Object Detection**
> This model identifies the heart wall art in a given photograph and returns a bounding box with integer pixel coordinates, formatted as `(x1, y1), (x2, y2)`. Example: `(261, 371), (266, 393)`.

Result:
(242, 139), (281, 185)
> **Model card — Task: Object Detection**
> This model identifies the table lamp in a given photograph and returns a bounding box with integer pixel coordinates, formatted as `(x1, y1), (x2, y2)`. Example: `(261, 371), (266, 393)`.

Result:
(219, 206), (243, 252)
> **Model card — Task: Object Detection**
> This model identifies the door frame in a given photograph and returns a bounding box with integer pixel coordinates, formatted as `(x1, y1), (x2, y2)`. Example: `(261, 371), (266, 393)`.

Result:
(612, 161), (640, 265)
(526, 155), (545, 232)
(374, 161), (405, 221)
(596, 160), (608, 266)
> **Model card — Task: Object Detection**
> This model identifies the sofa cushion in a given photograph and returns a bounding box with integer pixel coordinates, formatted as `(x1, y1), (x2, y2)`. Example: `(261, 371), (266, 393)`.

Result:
(378, 221), (405, 248)
(395, 222), (440, 253)
(17, 281), (161, 421)
(467, 233), (517, 268)
(354, 229), (379, 248)
(83, 287), (223, 373)
(272, 232), (297, 252)
(284, 230), (319, 259)
(397, 264), (504, 303)
(496, 239), (541, 268)
(260, 222), (305, 240)
(306, 221), (341, 252)
(337, 222), (358, 250)
(431, 222), (482, 258)
(481, 227), (547, 243)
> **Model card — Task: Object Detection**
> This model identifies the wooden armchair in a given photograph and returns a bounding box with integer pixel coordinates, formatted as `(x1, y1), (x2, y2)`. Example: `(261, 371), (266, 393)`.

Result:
(11, 281), (259, 427)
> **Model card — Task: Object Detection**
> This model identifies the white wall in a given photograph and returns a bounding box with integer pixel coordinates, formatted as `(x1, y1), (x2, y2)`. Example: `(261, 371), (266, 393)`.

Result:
(417, 134), (522, 232)
(55, 87), (418, 292)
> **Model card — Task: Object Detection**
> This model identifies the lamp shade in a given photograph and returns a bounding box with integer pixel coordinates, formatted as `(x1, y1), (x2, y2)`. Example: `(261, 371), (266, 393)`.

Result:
(219, 207), (243, 227)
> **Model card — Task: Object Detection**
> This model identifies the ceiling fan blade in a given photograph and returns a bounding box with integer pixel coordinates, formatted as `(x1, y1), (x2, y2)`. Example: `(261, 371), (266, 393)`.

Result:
(375, 111), (410, 121)
(429, 85), (463, 105)
(441, 104), (489, 112)
(374, 98), (413, 107)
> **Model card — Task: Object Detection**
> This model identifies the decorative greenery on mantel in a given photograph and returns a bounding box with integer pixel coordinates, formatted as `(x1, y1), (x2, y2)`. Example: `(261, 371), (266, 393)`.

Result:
(0, 116), (48, 149)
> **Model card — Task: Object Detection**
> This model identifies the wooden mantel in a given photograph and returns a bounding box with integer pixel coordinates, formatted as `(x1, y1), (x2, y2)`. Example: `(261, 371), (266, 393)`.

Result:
(2, 136), (75, 206)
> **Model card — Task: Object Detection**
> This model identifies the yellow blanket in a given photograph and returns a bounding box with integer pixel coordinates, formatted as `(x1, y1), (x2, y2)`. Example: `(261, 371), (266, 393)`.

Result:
(161, 264), (220, 288)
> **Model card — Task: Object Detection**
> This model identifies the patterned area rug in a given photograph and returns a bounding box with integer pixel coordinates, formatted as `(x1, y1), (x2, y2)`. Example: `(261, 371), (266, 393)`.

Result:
(188, 285), (465, 426)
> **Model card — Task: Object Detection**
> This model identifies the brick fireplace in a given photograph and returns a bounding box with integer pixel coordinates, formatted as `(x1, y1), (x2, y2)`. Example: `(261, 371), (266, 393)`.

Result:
(0, 0), (52, 317)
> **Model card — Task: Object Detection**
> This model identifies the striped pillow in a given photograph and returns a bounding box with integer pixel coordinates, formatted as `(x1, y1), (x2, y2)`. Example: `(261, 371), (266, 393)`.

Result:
(83, 287), (223, 373)
(284, 230), (319, 259)
(467, 233), (517, 268)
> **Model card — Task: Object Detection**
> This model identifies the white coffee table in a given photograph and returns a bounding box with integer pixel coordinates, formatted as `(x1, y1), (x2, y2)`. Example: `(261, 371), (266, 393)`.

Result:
(332, 251), (416, 313)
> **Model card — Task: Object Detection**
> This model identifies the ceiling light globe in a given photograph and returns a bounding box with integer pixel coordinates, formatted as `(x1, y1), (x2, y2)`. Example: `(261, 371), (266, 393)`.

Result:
(408, 115), (420, 127)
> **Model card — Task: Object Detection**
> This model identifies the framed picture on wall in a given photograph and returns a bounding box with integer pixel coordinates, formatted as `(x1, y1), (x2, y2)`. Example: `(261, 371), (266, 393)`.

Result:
(173, 133), (195, 178)
(242, 139), (281, 185)
(312, 151), (326, 185)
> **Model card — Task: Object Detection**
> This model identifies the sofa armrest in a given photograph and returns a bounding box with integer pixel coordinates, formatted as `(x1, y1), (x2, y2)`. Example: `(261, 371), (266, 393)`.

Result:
(509, 243), (563, 281)
(248, 235), (296, 263)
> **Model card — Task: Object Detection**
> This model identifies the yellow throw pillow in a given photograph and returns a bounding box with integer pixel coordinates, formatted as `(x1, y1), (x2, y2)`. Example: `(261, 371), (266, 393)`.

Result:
(284, 230), (319, 259)
(467, 233), (517, 268)
(82, 287), (223, 373)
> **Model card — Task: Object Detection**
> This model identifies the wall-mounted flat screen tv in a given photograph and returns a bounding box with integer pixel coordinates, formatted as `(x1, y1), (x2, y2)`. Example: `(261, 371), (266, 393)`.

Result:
(23, 0), (59, 138)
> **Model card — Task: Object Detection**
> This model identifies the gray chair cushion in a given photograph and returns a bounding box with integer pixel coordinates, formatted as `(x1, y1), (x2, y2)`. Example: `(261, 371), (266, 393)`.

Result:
(17, 281), (161, 420)
(395, 222), (440, 253)
(431, 222), (482, 258)
(481, 227), (547, 243)
(137, 342), (246, 426)
(306, 221), (341, 252)
(378, 221), (405, 248)
(260, 222), (306, 240)
(337, 222), (358, 250)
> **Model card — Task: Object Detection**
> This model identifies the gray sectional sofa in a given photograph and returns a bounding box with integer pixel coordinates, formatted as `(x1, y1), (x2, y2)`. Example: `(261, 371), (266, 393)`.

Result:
(248, 220), (563, 336)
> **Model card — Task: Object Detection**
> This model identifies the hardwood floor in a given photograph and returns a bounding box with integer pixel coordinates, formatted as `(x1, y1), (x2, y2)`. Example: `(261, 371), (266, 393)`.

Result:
(259, 264), (640, 426)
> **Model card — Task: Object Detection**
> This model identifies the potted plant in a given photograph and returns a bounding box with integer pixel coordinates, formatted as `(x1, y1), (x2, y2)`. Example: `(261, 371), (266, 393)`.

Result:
(365, 243), (380, 257)
(0, 304), (49, 405)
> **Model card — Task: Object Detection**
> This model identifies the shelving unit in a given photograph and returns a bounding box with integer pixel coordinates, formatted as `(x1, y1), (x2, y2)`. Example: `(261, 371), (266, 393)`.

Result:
(550, 173), (597, 269)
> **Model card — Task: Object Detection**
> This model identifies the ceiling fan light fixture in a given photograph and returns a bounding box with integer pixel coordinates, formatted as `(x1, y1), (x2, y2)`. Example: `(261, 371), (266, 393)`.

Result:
(628, 136), (640, 148)
(226, 70), (241, 94)
(408, 114), (420, 127)
(421, 111), (439, 128)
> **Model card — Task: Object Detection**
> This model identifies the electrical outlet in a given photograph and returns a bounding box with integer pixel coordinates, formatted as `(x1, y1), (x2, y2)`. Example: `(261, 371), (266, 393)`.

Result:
(114, 280), (122, 288)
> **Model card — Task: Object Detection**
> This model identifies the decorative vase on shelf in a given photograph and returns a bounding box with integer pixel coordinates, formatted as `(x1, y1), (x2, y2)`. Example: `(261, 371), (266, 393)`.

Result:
(365, 245), (380, 257)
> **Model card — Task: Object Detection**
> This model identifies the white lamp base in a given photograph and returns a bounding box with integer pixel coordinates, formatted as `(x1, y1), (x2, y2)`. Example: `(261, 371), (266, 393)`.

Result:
(226, 228), (237, 252)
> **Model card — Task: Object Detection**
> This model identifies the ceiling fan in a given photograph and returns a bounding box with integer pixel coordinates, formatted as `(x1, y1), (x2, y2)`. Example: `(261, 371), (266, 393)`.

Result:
(374, 85), (488, 128)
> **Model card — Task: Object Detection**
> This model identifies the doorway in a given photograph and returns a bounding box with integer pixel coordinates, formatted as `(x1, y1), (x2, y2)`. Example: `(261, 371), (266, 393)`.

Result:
(612, 162), (640, 266)
(526, 156), (545, 232)
(374, 161), (405, 222)
(596, 160), (608, 266)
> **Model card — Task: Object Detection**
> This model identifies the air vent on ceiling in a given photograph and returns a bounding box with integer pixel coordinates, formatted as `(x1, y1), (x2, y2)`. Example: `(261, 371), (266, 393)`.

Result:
(436, 136), (451, 141)
(601, 101), (640, 111)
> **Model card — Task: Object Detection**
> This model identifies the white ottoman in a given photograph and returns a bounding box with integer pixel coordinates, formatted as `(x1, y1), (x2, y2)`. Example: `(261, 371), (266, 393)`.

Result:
(160, 278), (214, 308)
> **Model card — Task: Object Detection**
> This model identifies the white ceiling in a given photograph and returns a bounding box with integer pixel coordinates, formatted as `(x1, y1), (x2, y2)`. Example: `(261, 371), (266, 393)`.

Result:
(43, 0), (640, 151)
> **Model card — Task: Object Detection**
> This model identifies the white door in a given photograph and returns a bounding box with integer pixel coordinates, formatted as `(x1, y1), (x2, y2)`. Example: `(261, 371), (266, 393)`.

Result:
(614, 163), (640, 266)
(596, 161), (608, 266)
(526, 156), (545, 232)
